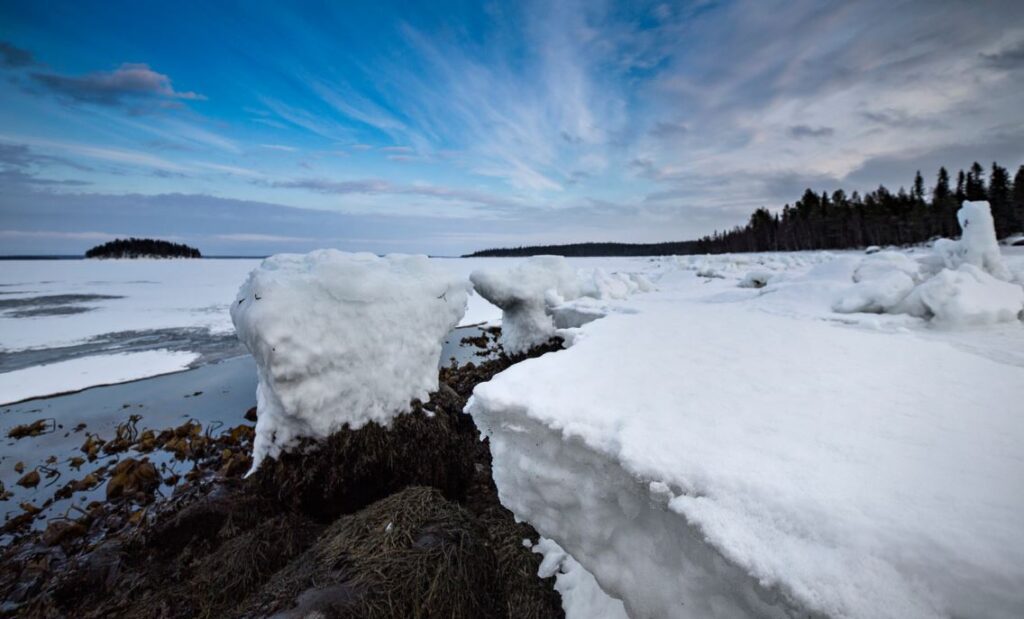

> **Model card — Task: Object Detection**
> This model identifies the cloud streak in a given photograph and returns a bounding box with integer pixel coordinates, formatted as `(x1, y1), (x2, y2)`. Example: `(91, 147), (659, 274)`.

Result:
(30, 63), (204, 109)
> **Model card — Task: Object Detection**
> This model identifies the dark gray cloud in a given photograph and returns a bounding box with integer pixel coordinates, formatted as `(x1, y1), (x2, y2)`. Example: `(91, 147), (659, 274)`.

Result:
(30, 63), (204, 109)
(0, 142), (92, 171)
(0, 41), (36, 68)
(788, 125), (834, 139)
(980, 40), (1024, 71)
(859, 109), (945, 130)
(267, 177), (523, 210)
(0, 143), (93, 188)
(0, 168), (90, 188)
(649, 121), (688, 138)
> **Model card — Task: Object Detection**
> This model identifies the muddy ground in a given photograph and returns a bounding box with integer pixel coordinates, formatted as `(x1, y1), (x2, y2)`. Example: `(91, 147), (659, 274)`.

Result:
(0, 329), (567, 618)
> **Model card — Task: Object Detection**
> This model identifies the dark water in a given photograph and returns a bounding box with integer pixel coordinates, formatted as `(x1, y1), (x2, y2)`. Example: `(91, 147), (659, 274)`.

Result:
(0, 325), (492, 535)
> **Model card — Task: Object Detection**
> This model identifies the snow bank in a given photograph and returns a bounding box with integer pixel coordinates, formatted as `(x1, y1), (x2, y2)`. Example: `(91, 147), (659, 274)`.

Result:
(835, 202), (1024, 323)
(469, 256), (651, 353)
(468, 303), (1024, 618)
(231, 250), (468, 470)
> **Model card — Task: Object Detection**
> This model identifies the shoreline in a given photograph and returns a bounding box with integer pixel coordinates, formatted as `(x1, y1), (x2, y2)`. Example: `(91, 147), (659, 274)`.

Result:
(0, 329), (571, 617)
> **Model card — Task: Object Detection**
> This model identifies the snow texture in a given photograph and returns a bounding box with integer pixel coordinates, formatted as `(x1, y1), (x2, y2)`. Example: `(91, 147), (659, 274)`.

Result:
(468, 247), (1024, 618)
(469, 256), (652, 353)
(231, 250), (469, 470)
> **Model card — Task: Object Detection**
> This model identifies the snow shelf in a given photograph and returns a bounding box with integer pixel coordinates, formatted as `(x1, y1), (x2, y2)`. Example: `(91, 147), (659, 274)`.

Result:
(467, 298), (1024, 618)
(231, 250), (469, 470)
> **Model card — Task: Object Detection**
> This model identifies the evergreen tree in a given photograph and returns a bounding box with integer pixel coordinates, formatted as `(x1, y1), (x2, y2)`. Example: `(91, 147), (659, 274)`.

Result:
(912, 171), (925, 202)
(966, 161), (986, 201)
(988, 162), (1011, 237)
(1012, 165), (1024, 235)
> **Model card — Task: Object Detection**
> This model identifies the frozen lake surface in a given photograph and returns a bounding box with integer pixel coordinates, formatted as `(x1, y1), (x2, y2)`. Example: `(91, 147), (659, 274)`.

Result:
(1, 256), (635, 403)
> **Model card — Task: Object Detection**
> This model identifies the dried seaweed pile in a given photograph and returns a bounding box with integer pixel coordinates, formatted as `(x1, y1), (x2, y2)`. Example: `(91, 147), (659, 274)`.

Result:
(1, 331), (567, 618)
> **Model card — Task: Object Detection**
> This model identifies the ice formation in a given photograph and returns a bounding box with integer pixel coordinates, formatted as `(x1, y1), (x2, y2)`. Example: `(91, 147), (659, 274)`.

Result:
(834, 201), (1024, 323)
(231, 250), (469, 470)
(468, 300), (1024, 618)
(469, 256), (651, 353)
(532, 538), (628, 619)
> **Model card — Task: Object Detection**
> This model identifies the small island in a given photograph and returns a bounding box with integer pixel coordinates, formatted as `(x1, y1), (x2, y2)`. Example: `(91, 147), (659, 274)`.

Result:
(85, 238), (202, 259)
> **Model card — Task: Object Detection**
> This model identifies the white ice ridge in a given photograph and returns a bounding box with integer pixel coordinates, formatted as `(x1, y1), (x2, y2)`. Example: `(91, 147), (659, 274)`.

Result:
(231, 250), (469, 470)
(467, 300), (1024, 618)
(834, 201), (1024, 325)
(469, 255), (652, 353)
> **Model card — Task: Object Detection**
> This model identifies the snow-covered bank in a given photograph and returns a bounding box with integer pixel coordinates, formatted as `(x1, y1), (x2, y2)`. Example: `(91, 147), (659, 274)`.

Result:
(231, 251), (470, 469)
(0, 349), (199, 404)
(468, 239), (1024, 617)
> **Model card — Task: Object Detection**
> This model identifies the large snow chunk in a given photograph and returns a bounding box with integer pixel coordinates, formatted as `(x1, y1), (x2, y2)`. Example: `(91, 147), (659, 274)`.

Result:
(958, 200), (1012, 280)
(469, 256), (580, 354)
(469, 256), (650, 354)
(834, 252), (921, 313)
(923, 201), (1012, 280)
(231, 250), (468, 470)
(468, 303), (1024, 618)
(852, 251), (920, 283)
(900, 264), (1023, 325)
(833, 270), (916, 314)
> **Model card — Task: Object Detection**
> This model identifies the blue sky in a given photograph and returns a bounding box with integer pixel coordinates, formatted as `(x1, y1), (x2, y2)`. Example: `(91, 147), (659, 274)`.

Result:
(1, 0), (1023, 255)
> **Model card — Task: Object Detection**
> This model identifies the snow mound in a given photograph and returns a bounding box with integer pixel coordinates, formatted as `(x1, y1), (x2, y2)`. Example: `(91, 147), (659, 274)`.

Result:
(231, 250), (468, 470)
(469, 256), (650, 353)
(835, 202), (1024, 323)
(738, 270), (773, 289)
(468, 303), (1024, 618)
(900, 264), (1024, 325)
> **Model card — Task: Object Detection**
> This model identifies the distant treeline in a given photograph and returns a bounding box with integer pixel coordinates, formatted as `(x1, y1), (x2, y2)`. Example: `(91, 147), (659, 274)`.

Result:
(466, 162), (1024, 257)
(85, 238), (201, 259)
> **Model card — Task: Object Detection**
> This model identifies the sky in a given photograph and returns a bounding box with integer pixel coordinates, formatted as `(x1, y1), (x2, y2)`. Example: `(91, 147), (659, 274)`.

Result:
(1, 0), (1023, 256)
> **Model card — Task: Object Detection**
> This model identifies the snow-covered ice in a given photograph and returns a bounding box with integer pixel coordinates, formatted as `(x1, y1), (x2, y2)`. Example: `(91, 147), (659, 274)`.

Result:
(469, 242), (1024, 618)
(230, 250), (469, 469)
(0, 349), (199, 404)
